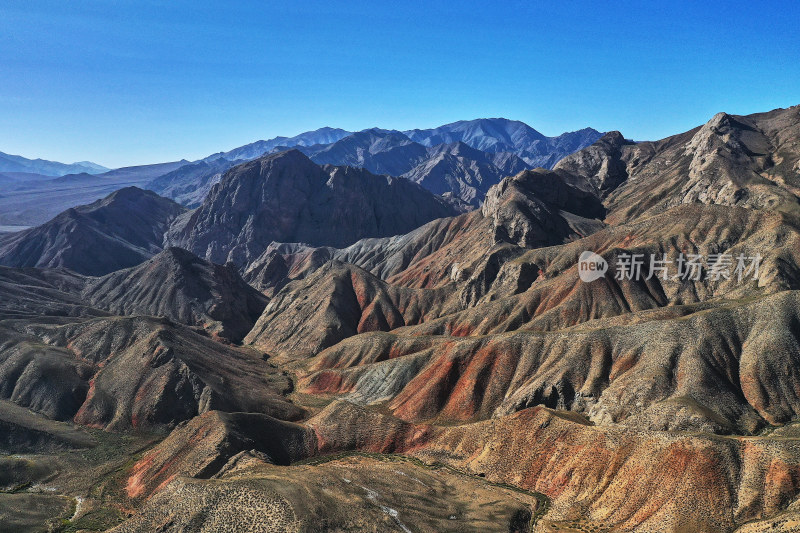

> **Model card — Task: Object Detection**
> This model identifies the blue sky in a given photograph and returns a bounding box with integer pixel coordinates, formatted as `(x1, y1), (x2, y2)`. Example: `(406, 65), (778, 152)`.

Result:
(1, 0), (798, 168)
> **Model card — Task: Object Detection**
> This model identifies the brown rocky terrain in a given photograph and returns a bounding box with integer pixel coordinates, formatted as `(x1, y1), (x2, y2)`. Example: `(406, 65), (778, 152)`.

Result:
(0, 316), (303, 430)
(115, 452), (542, 533)
(4, 106), (800, 532)
(308, 401), (800, 532)
(300, 290), (800, 433)
(552, 130), (635, 197)
(555, 106), (800, 223)
(244, 261), (457, 358)
(117, 397), (800, 532)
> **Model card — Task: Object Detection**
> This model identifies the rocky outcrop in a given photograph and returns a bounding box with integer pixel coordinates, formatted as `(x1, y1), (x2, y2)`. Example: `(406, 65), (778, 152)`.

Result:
(553, 130), (637, 196)
(548, 106), (800, 224)
(481, 168), (606, 247)
(566, 106), (800, 223)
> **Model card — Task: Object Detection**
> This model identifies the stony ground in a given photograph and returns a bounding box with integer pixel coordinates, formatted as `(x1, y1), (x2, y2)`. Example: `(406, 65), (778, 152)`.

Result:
(113, 454), (543, 533)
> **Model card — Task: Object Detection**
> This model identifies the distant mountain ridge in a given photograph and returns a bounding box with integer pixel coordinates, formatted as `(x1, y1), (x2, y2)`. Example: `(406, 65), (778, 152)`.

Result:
(0, 151), (108, 176)
(403, 119), (603, 168)
(201, 127), (352, 163)
(303, 128), (429, 177)
(205, 119), (601, 169)
(0, 119), (602, 224)
(146, 158), (241, 208)
(204, 119), (602, 168)
(0, 160), (189, 227)
(174, 119), (603, 207)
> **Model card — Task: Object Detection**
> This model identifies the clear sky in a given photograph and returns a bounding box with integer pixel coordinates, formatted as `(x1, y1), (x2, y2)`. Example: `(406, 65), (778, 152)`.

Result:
(1, 0), (798, 168)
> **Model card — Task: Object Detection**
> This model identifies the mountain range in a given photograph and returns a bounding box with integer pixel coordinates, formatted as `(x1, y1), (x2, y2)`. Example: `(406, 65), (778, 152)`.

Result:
(0, 151), (108, 176)
(0, 160), (188, 227)
(3, 105), (800, 532)
(181, 119), (604, 208)
(1, 119), (601, 227)
(202, 119), (601, 169)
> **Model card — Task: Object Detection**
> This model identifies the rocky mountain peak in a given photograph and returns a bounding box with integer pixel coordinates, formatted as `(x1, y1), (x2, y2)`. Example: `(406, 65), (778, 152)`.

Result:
(552, 132), (636, 197)
(598, 130), (628, 146)
(0, 187), (185, 275)
(682, 111), (763, 159)
(481, 169), (605, 247)
(83, 246), (267, 342)
(166, 151), (458, 265)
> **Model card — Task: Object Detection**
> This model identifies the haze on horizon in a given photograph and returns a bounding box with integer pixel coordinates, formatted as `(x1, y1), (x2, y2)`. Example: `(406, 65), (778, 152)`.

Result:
(1, 0), (798, 169)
